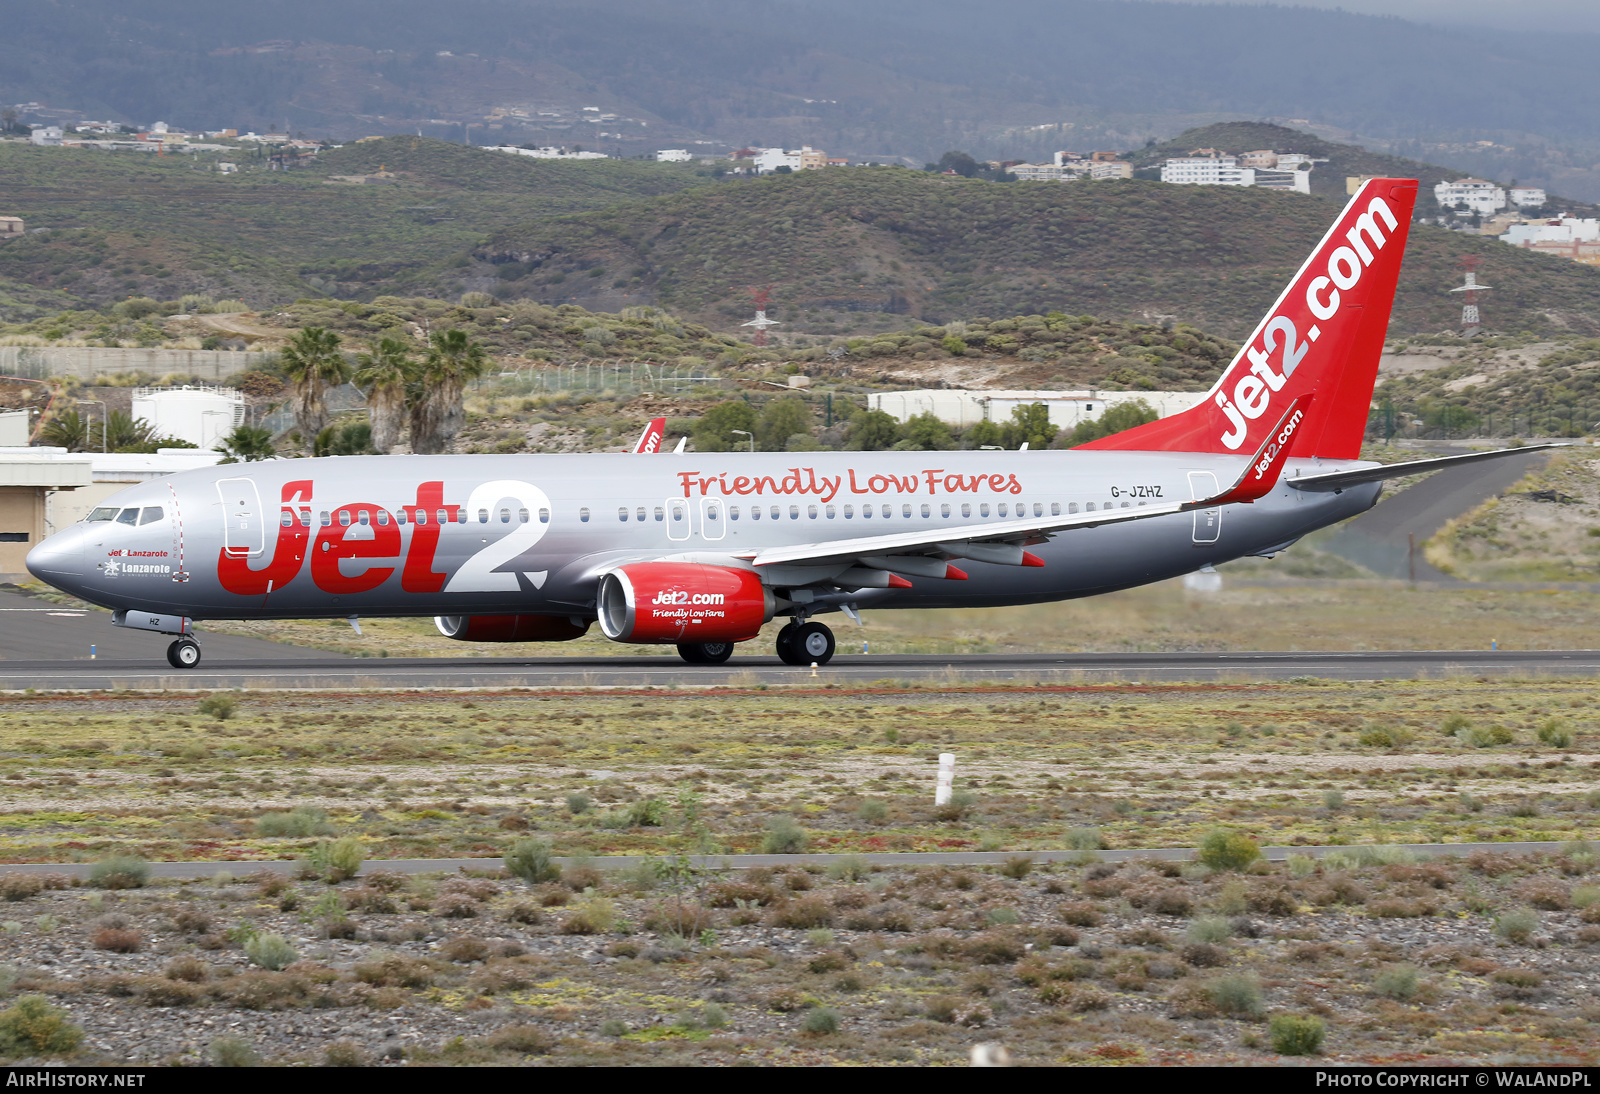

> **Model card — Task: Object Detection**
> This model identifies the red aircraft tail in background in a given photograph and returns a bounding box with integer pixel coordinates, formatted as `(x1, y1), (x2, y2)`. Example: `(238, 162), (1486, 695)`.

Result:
(633, 417), (666, 454)
(1081, 178), (1418, 460)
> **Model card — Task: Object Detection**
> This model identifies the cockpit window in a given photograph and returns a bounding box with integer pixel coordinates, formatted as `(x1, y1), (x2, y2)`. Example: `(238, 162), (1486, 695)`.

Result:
(86, 507), (118, 522)
(139, 506), (163, 525)
(115, 508), (139, 525)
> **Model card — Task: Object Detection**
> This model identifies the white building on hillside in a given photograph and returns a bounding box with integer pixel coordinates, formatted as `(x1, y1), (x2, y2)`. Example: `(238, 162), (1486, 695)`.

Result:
(1253, 167), (1312, 194)
(489, 145), (608, 160)
(655, 149), (693, 162)
(1160, 157), (1254, 186)
(868, 389), (1209, 431)
(1435, 178), (1506, 215)
(1501, 217), (1600, 246)
(1510, 187), (1548, 207)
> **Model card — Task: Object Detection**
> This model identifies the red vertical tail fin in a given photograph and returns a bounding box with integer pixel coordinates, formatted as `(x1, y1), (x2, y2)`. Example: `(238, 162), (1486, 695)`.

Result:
(633, 417), (666, 454)
(1081, 178), (1418, 459)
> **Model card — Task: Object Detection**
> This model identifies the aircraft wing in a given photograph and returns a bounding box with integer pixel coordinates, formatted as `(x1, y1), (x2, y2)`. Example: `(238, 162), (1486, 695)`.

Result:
(747, 398), (1309, 576)
(1288, 443), (1569, 492)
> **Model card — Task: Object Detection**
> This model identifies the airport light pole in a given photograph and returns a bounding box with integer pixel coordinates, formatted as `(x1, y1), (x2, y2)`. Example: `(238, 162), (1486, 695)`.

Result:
(731, 429), (754, 452)
(77, 399), (107, 452)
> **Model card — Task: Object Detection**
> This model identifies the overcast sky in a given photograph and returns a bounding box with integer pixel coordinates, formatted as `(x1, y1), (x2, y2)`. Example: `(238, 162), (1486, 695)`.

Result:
(1150, 0), (1600, 34)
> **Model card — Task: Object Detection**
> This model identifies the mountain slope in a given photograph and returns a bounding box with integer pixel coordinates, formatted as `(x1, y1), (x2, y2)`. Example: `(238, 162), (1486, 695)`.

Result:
(473, 167), (1600, 338)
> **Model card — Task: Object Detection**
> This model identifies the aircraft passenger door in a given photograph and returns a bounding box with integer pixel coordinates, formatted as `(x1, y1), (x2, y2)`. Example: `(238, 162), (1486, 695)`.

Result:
(699, 498), (725, 541)
(217, 477), (265, 558)
(1187, 471), (1220, 545)
(664, 497), (692, 542)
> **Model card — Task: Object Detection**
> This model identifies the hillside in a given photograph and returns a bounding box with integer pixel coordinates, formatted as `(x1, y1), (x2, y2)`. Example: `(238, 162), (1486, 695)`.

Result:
(472, 167), (1600, 339)
(0, 139), (708, 313)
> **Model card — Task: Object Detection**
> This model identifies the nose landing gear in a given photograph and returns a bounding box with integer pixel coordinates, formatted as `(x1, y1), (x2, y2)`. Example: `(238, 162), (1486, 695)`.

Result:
(166, 638), (202, 669)
(776, 620), (834, 666)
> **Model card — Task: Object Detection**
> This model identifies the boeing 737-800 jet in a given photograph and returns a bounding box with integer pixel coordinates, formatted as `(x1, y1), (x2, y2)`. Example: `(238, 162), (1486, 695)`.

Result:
(25, 178), (1550, 669)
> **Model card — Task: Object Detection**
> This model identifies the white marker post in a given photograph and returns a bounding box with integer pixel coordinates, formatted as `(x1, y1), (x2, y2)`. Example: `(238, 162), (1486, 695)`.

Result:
(935, 752), (955, 806)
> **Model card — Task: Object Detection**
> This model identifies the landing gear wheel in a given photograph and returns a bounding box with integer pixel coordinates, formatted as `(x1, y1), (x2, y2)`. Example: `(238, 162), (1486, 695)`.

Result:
(791, 621), (835, 666)
(775, 622), (806, 666)
(167, 638), (201, 669)
(677, 641), (735, 665)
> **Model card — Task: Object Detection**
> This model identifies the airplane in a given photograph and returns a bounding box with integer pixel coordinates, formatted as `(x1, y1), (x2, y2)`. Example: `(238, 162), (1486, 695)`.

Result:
(25, 178), (1556, 670)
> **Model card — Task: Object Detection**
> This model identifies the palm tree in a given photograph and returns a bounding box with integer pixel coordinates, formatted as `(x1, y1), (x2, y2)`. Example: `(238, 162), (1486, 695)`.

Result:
(409, 329), (489, 454)
(352, 337), (414, 454)
(217, 424), (277, 463)
(38, 408), (90, 451)
(279, 327), (349, 449)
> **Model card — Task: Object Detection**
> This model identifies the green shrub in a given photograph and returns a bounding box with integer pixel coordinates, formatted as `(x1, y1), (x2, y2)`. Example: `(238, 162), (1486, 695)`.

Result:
(1495, 907), (1539, 944)
(1458, 724), (1515, 748)
(827, 855), (870, 882)
(856, 799), (887, 823)
(1197, 829), (1261, 871)
(89, 854), (149, 890)
(207, 1034), (261, 1067)
(800, 1007), (840, 1035)
(624, 798), (665, 827)
(1322, 790), (1344, 811)
(244, 932), (297, 971)
(310, 837), (363, 883)
(560, 895), (616, 935)
(198, 694), (238, 721)
(256, 806), (334, 838)
(1207, 973), (1265, 1018)
(505, 839), (561, 886)
(323, 1041), (369, 1067)
(999, 855), (1033, 880)
(1187, 916), (1232, 944)
(486, 1024), (554, 1055)
(1269, 1013), (1325, 1056)
(1372, 964), (1419, 1001)
(1440, 713), (1471, 736)
(565, 793), (592, 814)
(1065, 827), (1106, 851)
(0, 996), (83, 1057)
(762, 815), (809, 854)
(1537, 719), (1574, 748)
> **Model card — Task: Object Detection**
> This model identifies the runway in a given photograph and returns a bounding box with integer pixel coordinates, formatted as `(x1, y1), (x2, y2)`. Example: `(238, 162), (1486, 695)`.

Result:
(1, 647), (1597, 690)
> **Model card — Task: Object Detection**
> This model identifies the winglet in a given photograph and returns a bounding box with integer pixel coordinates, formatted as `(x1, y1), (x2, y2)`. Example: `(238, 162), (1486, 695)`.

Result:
(1208, 395), (1312, 506)
(633, 417), (666, 454)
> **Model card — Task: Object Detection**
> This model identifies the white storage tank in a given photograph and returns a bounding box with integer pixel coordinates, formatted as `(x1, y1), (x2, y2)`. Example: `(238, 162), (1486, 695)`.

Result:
(131, 386), (245, 450)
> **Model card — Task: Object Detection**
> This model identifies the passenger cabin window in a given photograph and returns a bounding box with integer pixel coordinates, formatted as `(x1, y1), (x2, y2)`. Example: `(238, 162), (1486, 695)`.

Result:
(499, 508), (511, 523)
(826, 505), (836, 518)
(652, 507), (662, 522)
(280, 511), (293, 528)
(751, 506), (762, 521)
(358, 511), (370, 526)
(902, 504), (912, 518)
(320, 511), (332, 526)
(941, 503), (951, 517)
(770, 506), (780, 519)
(579, 507), (591, 523)
(115, 508), (139, 525)
(881, 505), (891, 518)
(707, 502), (720, 523)
(998, 503), (1008, 517)
(634, 507), (644, 522)
(1068, 502), (1078, 514)
(299, 510), (311, 527)
(808, 505), (817, 519)
(521, 508), (532, 523)
(979, 503), (990, 517)
(477, 509), (489, 524)
(921, 504), (930, 518)
(86, 507), (118, 522)
(539, 508), (550, 524)
(139, 506), (163, 526)
(961, 503), (971, 517)
(788, 505), (798, 520)
(457, 509), (468, 524)
(844, 505), (853, 518)
(618, 507), (629, 522)
(730, 506), (740, 520)
(1085, 502), (1095, 512)
(396, 510), (407, 525)
(338, 510), (352, 527)
(862, 505), (872, 519)
(1051, 502), (1061, 516)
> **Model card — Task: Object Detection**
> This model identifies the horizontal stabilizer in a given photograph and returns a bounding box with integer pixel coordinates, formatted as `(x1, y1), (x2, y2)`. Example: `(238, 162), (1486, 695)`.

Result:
(1289, 443), (1569, 492)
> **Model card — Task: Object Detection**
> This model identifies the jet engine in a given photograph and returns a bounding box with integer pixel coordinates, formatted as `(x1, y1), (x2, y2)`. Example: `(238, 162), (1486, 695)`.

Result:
(434, 614), (591, 642)
(597, 562), (773, 644)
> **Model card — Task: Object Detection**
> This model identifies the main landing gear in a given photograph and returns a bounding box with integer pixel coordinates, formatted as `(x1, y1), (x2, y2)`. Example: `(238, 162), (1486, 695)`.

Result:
(776, 621), (835, 666)
(677, 641), (734, 665)
(166, 638), (201, 669)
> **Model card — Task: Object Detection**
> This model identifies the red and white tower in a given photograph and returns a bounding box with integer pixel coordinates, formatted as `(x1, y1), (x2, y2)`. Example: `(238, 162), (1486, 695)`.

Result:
(1450, 254), (1491, 334)
(740, 285), (779, 347)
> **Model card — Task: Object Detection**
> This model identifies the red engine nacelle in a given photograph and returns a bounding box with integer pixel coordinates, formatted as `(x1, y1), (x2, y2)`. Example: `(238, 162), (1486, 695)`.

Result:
(597, 562), (773, 644)
(434, 614), (591, 642)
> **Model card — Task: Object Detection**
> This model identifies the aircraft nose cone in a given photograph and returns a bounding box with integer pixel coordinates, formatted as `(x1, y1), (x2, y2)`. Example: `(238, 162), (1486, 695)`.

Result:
(26, 525), (85, 580)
